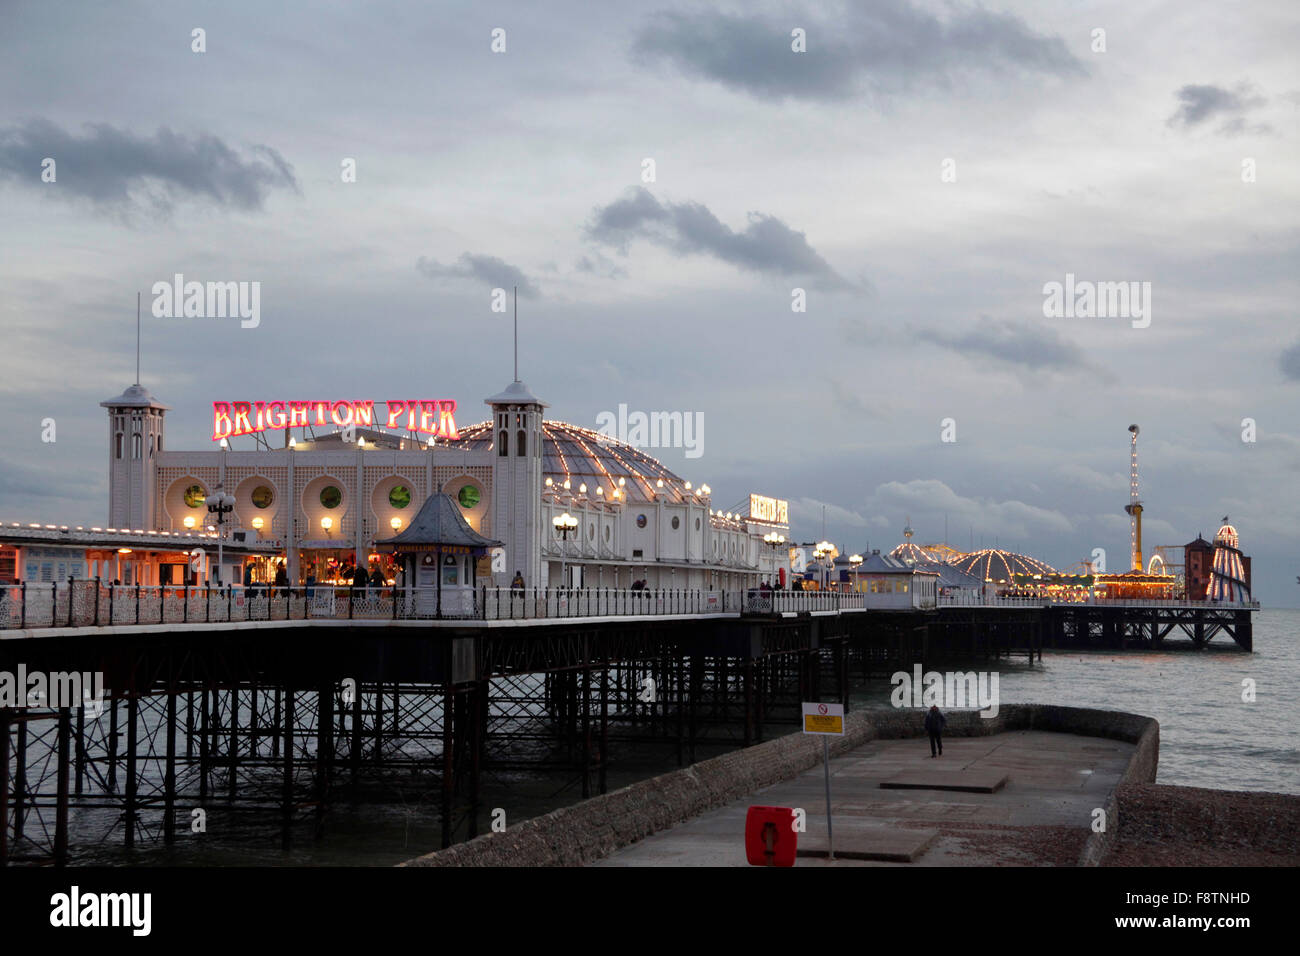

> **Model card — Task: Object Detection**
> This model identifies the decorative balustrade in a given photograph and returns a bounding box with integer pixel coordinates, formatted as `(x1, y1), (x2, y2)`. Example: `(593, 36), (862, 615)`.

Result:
(0, 580), (1259, 631)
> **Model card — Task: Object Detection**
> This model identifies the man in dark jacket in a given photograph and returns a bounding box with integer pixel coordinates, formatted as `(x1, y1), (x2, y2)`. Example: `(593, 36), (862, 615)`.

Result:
(924, 704), (946, 757)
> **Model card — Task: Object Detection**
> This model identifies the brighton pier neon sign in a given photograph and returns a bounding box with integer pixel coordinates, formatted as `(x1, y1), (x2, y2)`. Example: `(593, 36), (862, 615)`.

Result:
(212, 400), (459, 441)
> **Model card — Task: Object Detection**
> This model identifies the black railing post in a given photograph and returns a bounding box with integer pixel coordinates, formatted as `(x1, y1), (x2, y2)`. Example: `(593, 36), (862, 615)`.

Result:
(20, 581), (27, 629)
(227, 584), (232, 620)
(183, 584), (189, 623)
(93, 577), (101, 626)
(134, 583), (140, 624)
(348, 586), (354, 619)
(67, 577), (75, 627)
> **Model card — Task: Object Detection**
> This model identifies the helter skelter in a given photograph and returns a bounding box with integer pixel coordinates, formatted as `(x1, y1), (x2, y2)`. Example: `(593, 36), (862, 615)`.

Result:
(1207, 518), (1251, 604)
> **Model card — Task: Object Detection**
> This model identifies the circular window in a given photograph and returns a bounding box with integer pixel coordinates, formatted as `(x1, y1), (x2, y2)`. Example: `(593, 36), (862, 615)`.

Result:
(457, 485), (481, 509)
(184, 484), (206, 508)
(671, 516), (680, 530)
(251, 485), (274, 509)
(320, 486), (342, 509)
(636, 514), (648, 529)
(388, 485), (411, 509)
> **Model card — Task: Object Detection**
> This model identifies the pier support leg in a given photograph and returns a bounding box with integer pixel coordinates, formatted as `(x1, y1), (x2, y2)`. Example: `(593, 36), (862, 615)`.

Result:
(441, 681), (453, 849)
(55, 707), (70, 866)
(164, 673), (178, 846)
(124, 690), (138, 849)
(281, 688), (295, 851)
(743, 660), (754, 748)
(599, 661), (609, 795)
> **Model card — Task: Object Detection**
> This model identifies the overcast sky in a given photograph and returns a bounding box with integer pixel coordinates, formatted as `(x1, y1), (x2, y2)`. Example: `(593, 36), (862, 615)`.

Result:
(1, 1), (1297, 602)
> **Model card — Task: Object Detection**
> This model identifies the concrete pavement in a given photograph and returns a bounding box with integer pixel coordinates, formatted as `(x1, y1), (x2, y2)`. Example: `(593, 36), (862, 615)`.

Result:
(592, 729), (1134, 866)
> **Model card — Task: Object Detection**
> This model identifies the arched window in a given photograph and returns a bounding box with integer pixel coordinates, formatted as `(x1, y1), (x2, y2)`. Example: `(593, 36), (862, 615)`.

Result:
(517, 429), (526, 456)
(132, 433), (142, 459)
(498, 430), (509, 456)
(115, 433), (123, 459)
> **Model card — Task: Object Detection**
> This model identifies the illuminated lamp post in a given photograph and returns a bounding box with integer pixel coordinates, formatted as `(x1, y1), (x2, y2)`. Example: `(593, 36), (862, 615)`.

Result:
(849, 554), (864, 591)
(814, 540), (836, 591)
(763, 532), (786, 586)
(205, 481), (236, 586)
(553, 512), (578, 588)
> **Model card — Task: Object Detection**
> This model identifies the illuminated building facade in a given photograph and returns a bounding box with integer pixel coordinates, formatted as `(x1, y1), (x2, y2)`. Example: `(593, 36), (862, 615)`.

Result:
(101, 378), (788, 590)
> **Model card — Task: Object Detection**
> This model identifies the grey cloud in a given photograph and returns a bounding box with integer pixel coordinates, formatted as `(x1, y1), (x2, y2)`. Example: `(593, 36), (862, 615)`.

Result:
(917, 316), (1090, 373)
(632, 3), (1084, 102)
(587, 187), (853, 289)
(417, 253), (539, 297)
(575, 253), (628, 279)
(0, 119), (298, 213)
(1167, 83), (1269, 134)
(1281, 340), (1300, 381)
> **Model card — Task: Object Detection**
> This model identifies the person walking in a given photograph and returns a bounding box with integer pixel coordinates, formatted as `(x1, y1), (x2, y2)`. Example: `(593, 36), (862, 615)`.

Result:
(924, 704), (946, 757)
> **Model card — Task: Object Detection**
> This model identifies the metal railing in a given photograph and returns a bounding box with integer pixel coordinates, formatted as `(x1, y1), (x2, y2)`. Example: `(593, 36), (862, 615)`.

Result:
(0, 580), (1261, 631)
(481, 587), (735, 620)
(0, 581), (743, 629)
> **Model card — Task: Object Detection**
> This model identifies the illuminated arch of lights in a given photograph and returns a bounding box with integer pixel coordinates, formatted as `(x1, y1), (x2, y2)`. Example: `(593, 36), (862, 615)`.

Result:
(950, 548), (1058, 583)
(449, 420), (700, 504)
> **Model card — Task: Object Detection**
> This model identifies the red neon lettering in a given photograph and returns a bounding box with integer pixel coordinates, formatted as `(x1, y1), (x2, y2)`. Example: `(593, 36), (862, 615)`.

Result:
(419, 401), (436, 433)
(288, 401), (309, 427)
(267, 401), (287, 429)
(406, 402), (419, 431)
(384, 401), (405, 428)
(353, 401), (375, 427)
(212, 403), (233, 441)
(437, 400), (459, 439)
(314, 402), (329, 426)
(254, 401), (268, 432)
(330, 401), (353, 427)
(232, 402), (253, 437)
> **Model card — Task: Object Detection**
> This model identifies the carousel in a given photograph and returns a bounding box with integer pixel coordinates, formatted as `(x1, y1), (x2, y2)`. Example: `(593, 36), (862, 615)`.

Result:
(373, 490), (502, 618)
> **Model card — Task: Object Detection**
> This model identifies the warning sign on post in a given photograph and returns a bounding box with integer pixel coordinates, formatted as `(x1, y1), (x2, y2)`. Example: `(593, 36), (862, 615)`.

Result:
(801, 701), (844, 735)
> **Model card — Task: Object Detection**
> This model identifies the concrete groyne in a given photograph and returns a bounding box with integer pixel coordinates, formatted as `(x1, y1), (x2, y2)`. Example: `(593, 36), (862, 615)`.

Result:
(402, 703), (1159, 867)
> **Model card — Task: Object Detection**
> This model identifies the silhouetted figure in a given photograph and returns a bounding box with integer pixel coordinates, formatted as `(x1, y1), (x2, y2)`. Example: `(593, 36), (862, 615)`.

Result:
(924, 704), (946, 757)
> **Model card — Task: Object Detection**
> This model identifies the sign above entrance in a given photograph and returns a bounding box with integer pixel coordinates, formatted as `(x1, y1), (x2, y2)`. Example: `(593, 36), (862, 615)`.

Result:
(212, 400), (459, 441)
(748, 494), (789, 524)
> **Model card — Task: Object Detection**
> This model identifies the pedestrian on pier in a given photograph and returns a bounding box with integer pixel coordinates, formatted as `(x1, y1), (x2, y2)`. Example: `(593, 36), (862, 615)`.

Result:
(925, 704), (946, 757)
(511, 571), (525, 596)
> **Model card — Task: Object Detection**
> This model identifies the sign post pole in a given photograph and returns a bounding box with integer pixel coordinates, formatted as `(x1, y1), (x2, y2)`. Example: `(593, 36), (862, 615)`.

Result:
(822, 735), (833, 860)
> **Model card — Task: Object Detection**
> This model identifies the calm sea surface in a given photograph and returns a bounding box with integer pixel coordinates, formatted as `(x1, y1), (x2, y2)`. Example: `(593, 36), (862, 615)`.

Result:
(62, 607), (1299, 865)
(853, 606), (1300, 796)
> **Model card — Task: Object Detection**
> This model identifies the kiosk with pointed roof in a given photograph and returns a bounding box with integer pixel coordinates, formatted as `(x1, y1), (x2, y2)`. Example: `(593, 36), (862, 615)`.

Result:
(374, 490), (502, 618)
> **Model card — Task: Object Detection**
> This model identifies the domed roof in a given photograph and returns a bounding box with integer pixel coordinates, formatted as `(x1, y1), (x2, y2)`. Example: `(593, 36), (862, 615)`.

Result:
(1214, 519), (1239, 548)
(450, 420), (697, 504)
(950, 548), (1057, 583)
(889, 518), (945, 565)
(890, 541), (943, 566)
